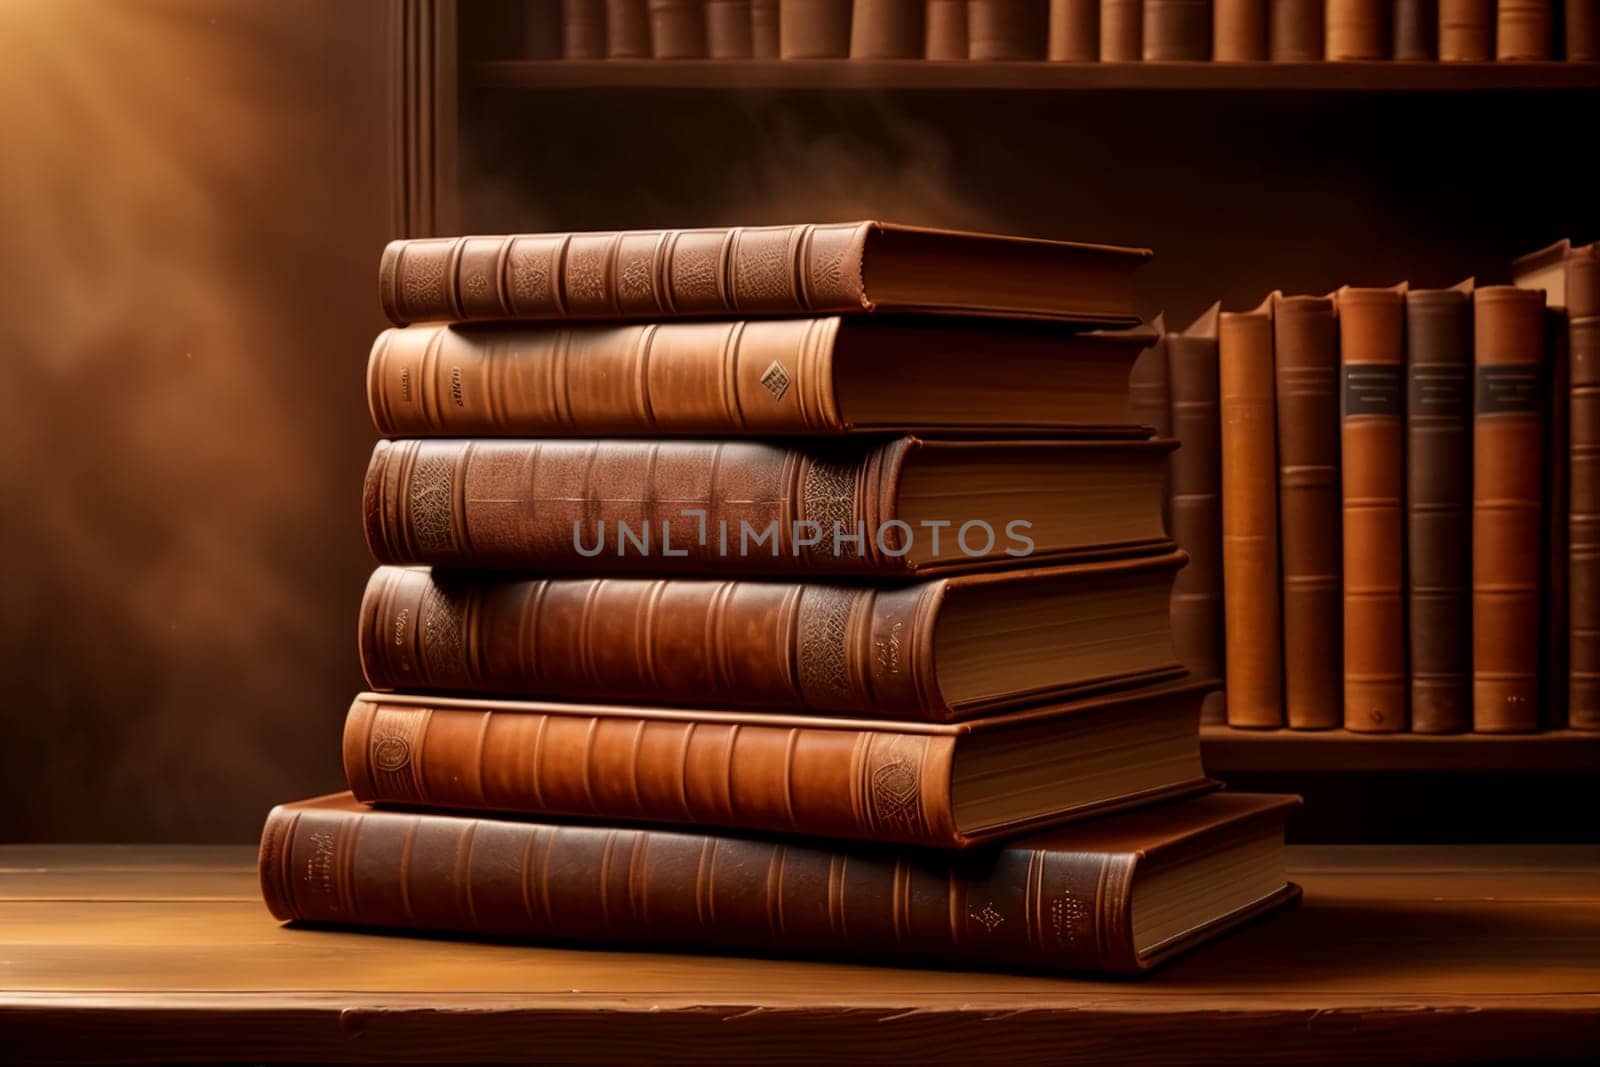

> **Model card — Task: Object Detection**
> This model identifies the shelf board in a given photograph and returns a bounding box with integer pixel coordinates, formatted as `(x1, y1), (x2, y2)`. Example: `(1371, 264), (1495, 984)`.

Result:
(472, 59), (1600, 92)
(1201, 726), (1600, 773)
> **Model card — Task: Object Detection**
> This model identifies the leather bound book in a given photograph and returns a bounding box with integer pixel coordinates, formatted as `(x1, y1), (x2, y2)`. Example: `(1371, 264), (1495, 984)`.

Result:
(851, 0), (926, 54)
(650, 0), (711, 55)
(706, 0), (754, 55)
(753, 0), (782, 53)
(261, 791), (1301, 976)
(367, 318), (1156, 438)
(1497, 0), (1553, 57)
(1338, 284), (1407, 732)
(1101, 0), (1144, 56)
(1129, 320), (1172, 530)
(1144, 0), (1212, 58)
(1391, 0), (1435, 56)
(1215, 0), (1267, 58)
(1325, 0), (1387, 58)
(1269, 0), (1325, 57)
(1568, 243), (1600, 730)
(378, 222), (1151, 328)
(607, 0), (653, 55)
(1572, 0), (1600, 59)
(362, 436), (1174, 576)
(1473, 286), (1546, 733)
(780, 0), (853, 55)
(340, 680), (1218, 848)
(522, 0), (565, 58)
(1440, 0), (1493, 58)
(1169, 304), (1227, 725)
(563, 0), (608, 56)
(927, 0), (971, 56)
(969, 1), (1050, 58)
(360, 554), (1188, 720)
(1050, 0), (1101, 57)
(1404, 282), (1474, 733)
(1273, 295), (1342, 730)
(1220, 295), (1283, 729)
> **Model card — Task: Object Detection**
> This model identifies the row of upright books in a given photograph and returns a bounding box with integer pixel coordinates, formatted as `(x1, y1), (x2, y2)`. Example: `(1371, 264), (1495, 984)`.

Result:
(502, 0), (1600, 62)
(260, 222), (1301, 976)
(1142, 240), (1598, 733)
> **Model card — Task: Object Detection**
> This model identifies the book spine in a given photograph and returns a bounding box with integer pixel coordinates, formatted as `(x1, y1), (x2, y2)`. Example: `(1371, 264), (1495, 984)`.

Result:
(1571, 0), (1600, 59)
(362, 438), (904, 575)
(1101, 0), (1144, 55)
(650, 0), (710, 56)
(259, 803), (1143, 973)
(1404, 291), (1473, 733)
(1129, 335), (1172, 532)
(1473, 287), (1546, 732)
(379, 224), (872, 326)
(1440, 0), (1493, 59)
(851, 0), (927, 54)
(780, 0), (854, 55)
(1391, 0), (1435, 56)
(1215, 0), (1267, 58)
(607, 0), (653, 54)
(1169, 334), (1228, 724)
(753, 0), (782, 53)
(969, 0), (1050, 57)
(1338, 287), (1407, 732)
(564, 0), (609, 56)
(1544, 309), (1570, 730)
(1269, 0), (1325, 57)
(1324, 0), (1387, 58)
(1273, 297), (1342, 730)
(1496, 0), (1552, 57)
(1570, 246), (1600, 730)
(1051, 0), (1101, 56)
(1220, 303), (1284, 728)
(360, 567), (946, 718)
(707, 0), (755, 55)
(927, 0), (972, 55)
(1143, 0), (1213, 57)
(523, 0), (566, 57)
(342, 698), (965, 847)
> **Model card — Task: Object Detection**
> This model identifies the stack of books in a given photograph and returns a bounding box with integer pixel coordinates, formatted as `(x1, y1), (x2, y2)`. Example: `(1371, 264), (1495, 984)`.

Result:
(259, 221), (1299, 976)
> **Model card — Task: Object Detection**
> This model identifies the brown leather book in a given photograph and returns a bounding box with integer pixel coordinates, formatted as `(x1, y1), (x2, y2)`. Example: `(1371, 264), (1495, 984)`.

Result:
(1101, 0), (1144, 56)
(1325, 0), (1388, 58)
(1571, 0), (1600, 59)
(1273, 294), (1342, 730)
(851, 0), (926, 54)
(1168, 304), (1226, 725)
(1215, 0), (1267, 58)
(1220, 295), (1283, 729)
(1497, 0), (1552, 56)
(367, 318), (1156, 438)
(606, 0), (653, 55)
(969, 1), (1051, 57)
(1143, 0), (1212, 57)
(650, 0), (711, 56)
(260, 791), (1301, 976)
(1473, 286), (1546, 733)
(780, 0), (853, 54)
(1391, 0), (1436, 56)
(379, 223), (1151, 328)
(927, 0), (971, 56)
(363, 436), (1173, 576)
(564, 0), (608, 56)
(1050, 0), (1101, 57)
(360, 555), (1188, 720)
(1440, 0), (1493, 58)
(1338, 284), (1407, 732)
(1129, 319), (1172, 531)
(752, 0), (782, 53)
(1567, 243), (1600, 730)
(340, 680), (1217, 848)
(1404, 282), (1474, 733)
(522, 0), (565, 57)
(1269, 0), (1324, 57)
(706, 0), (754, 55)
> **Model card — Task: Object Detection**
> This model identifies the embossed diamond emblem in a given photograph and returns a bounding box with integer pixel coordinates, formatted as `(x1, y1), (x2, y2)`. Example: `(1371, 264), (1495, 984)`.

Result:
(971, 902), (1005, 933)
(759, 360), (792, 402)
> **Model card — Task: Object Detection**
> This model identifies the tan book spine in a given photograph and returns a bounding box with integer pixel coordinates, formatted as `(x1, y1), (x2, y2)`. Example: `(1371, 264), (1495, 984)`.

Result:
(1325, 0), (1387, 58)
(1214, 0), (1267, 58)
(649, 0), (710, 55)
(607, 0), (653, 55)
(780, 0), (854, 55)
(1270, 0), (1324, 57)
(752, 0), (782, 54)
(1570, 244), (1600, 730)
(1338, 284), (1407, 732)
(851, 0), (926, 54)
(927, 0), (971, 56)
(1496, 0), (1552, 58)
(969, 0), (1050, 57)
(1570, 0), (1600, 60)
(706, 0), (754, 55)
(1440, 0), (1493, 59)
(1101, 0), (1144, 56)
(1143, 0), (1212, 57)
(1220, 296), (1283, 728)
(564, 0), (609, 56)
(1051, 0), (1101, 57)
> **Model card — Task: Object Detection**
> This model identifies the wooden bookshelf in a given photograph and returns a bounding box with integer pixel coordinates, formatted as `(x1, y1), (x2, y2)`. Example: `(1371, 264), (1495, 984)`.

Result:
(1202, 727), (1600, 773)
(473, 60), (1600, 93)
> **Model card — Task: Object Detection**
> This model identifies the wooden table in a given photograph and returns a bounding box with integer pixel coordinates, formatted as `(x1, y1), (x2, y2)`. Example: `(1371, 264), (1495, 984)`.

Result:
(2, 844), (1597, 1063)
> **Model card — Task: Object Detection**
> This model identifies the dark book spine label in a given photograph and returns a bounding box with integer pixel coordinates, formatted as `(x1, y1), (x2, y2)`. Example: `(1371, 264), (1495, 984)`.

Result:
(1475, 364), (1542, 413)
(1343, 363), (1403, 416)
(1408, 363), (1470, 417)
